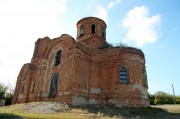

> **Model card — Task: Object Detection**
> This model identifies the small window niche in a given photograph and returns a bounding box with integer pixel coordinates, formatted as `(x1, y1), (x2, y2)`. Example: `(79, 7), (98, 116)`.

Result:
(91, 24), (96, 34)
(55, 51), (62, 66)
(30, 82), (35, 93)
(20, 83), (25, 94)
(120, 67), (128, 84)
(80, 25), (84, 36)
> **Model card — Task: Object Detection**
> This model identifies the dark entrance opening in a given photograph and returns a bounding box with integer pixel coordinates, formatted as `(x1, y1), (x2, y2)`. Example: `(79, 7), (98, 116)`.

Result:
(49, 73), (59, 98)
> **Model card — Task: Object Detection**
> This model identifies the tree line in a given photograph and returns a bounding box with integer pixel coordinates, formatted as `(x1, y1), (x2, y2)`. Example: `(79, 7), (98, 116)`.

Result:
(149, 91), (180, 105)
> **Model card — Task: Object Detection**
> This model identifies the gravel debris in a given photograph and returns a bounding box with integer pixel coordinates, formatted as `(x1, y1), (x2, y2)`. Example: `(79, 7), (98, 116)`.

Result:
(21, 102), (70, 114)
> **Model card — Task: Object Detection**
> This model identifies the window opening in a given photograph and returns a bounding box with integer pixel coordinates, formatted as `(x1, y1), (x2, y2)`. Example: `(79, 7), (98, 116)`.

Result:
(91, 24), (96, 34)
(144, 70), (148, 87)
(120, 67), (128, 84)
(80, 25), (84, 36)
(102, 27), (106, 39)
(55, 51), (61, 66)
(30, 82), (35, 93)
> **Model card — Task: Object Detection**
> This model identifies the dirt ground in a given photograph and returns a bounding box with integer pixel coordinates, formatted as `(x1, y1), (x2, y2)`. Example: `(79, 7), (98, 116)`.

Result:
(0, 102), (180, 119)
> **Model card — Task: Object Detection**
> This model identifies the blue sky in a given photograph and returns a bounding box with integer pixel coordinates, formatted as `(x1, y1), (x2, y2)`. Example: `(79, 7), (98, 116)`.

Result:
(0, 0), (179, 95)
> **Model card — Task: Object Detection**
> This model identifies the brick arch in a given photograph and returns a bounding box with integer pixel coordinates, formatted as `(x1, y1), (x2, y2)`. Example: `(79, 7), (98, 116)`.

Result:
(43, 34), (75, 59)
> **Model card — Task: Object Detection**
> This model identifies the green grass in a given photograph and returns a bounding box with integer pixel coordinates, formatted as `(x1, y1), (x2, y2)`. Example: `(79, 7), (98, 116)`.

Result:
(0, 102), (180, 119)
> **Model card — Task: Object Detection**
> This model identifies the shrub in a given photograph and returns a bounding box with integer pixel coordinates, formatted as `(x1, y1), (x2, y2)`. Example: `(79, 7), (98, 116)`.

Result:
(0, 82), (14, 105)
(152, 91), (177, 105)
(5, 93), (13, 105)
(149, 94), (155, 105)
(176, 100), (180, 104)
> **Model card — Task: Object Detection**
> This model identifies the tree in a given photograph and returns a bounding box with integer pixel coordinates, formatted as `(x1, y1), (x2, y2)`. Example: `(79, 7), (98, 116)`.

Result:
(154, 91), (167, 104)
(0, 82), (14, 105)
(0, 83), (8, 100)
(148, 93), (155, 105)
(5, 81), (15, 105)
(154, 91), (174, 104)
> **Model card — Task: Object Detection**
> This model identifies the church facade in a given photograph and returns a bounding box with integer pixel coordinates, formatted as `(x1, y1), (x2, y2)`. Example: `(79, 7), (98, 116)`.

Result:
(12, 17), (149, 107)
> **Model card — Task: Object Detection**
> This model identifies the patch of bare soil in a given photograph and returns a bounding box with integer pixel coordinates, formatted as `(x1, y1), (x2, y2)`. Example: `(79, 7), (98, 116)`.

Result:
(152, 105), (180, 113)
(21, 102), (70, 114)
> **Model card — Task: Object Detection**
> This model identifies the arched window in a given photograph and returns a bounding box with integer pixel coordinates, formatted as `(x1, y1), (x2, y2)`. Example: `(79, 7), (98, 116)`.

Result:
(102, 27), (106, 39)
(80, 25), (84, 36)
(120, 67), (128, 84)
(55, 51), (61, 66)
(91, 24), (96, 34)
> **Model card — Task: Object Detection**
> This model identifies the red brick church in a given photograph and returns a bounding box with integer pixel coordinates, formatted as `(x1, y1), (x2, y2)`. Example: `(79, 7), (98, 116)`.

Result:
(12, 17), (149, 106)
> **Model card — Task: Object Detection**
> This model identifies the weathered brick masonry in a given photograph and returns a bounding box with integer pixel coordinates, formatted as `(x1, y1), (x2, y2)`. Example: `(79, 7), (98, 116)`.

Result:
(12, 17), (149, 107)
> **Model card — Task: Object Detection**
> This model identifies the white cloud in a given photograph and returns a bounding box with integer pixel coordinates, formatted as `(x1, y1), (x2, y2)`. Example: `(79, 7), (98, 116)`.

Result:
(120, 6), (161, 46)
(93, 0), (122, 24)
(0, 0), (67, 38)
(0, 0), (67, 85)
(93, 5), (108, 22)
(107, 0), (122, 9)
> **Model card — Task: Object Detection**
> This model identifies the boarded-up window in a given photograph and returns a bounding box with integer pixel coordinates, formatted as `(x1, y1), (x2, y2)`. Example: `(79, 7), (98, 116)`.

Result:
(49, 73), (59, 98)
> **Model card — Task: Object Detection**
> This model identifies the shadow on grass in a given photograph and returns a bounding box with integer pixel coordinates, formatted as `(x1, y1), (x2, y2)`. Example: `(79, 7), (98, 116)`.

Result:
(74, 105), (180, 119)
(0, 113), (23, 119)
